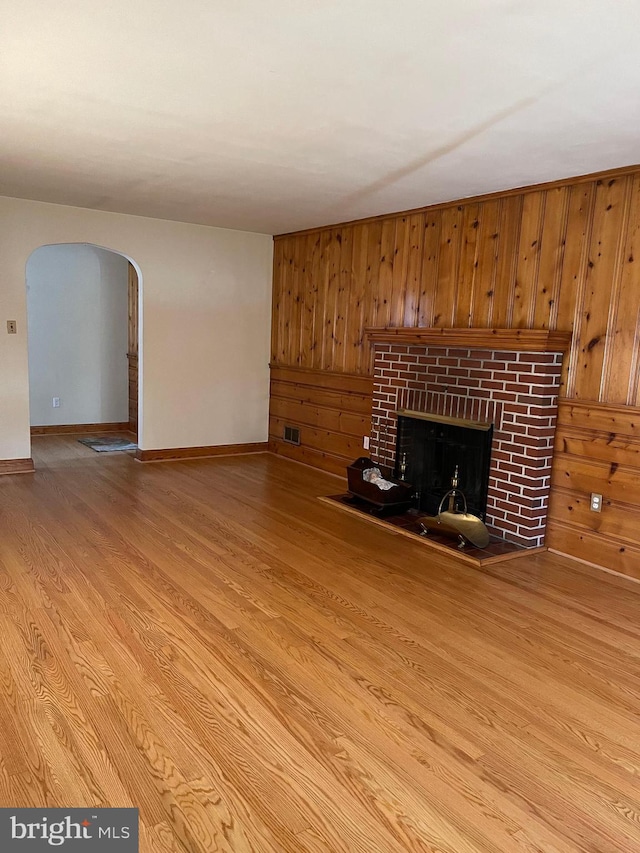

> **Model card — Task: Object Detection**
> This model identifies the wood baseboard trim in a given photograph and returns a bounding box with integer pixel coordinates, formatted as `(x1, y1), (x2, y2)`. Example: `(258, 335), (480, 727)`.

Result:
(135, 442), (268, 463)
(31, 422), (130, 436)
(548, 548), (640, 586)
(0, 457), (35, 475)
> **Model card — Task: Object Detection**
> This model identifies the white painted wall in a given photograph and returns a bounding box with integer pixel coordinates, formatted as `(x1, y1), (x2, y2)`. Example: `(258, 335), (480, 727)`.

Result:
(27, 244), (129, 426)
(0, 196), (273, 461)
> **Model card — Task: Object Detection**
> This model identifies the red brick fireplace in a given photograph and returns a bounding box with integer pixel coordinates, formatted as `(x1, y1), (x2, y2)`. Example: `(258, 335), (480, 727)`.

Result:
(366, 329), (571, 549)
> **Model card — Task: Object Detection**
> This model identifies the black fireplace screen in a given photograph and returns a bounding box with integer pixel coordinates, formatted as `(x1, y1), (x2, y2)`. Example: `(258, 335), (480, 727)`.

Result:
(394, 413), (493, 519)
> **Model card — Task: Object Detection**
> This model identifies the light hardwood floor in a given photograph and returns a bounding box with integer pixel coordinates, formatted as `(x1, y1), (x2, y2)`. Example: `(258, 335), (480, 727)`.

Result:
(1, 435), (640, 851)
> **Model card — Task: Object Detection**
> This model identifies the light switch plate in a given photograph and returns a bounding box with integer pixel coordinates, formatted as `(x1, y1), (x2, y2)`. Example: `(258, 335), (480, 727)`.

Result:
(6, 320), (16, 334)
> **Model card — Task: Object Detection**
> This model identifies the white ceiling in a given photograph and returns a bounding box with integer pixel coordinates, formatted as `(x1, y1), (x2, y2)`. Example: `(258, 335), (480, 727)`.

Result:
(2, 1), (640, 235)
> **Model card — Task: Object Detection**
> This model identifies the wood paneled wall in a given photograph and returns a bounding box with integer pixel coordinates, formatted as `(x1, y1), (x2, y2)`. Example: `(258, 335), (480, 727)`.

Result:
(270, 165), (640, 576)
(548, 401), (640, 578)
(269, 366), (372, 477)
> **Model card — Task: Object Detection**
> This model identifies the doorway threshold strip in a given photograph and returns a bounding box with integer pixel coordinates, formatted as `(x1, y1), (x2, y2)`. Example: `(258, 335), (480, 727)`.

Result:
(78, 437), (138, 453)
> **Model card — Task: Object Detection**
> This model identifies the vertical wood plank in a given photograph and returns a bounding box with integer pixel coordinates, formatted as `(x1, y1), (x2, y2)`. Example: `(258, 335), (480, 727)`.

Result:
(299, 232), (320, 369)
(335, 227), (354, 372)
(492, 195), (523, 328)
(375, 219), (396, 328)
(403, 214), (425, 327)
(345, 223), (370, 374)
(311, 230), (331, 371)
(322, 230), (341, 371)
(470, 200), (500, 328)
(574, 177), (629, 401)
(512, 191), (546, 328)
(271, 239), (284, 364)
(288, 232), (303, 366)
(433, 206), (462, 327)
(417, 213), (441, 327)
(534, 186), (570, 330)
(363, 220), (383, 336)
(272, 238), (291, 364)
(389, 216), (410, 327)
(601, 175), (640, 404)
(555, 182), (595, 398)
(454, 203), (481, 327)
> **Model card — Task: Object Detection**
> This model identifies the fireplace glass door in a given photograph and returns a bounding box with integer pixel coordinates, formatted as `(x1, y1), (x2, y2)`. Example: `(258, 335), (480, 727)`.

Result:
(395, 412), (493, 519)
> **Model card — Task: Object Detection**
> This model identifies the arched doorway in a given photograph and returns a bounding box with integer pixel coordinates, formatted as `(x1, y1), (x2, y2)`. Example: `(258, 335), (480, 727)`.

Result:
(26, 243), (141, 459)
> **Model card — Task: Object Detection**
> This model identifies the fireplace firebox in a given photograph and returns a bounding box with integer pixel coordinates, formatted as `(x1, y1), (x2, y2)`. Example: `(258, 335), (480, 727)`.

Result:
(395, 410), (493, 519)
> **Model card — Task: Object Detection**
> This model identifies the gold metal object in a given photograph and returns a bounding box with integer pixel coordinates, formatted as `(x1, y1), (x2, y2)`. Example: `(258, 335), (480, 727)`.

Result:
(436, 488), (491, 549)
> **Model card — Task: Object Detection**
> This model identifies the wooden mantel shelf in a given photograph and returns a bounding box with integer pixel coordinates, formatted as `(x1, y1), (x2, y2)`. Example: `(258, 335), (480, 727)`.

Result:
(364, 327), (572, 353)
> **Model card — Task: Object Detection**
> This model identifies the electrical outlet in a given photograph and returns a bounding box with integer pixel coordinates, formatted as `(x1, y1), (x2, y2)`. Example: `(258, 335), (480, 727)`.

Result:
(52, 397), (60, 408)
(6, 320), (16, 334)
(363, 436), (370, 450)
(590, 493), (602, 512)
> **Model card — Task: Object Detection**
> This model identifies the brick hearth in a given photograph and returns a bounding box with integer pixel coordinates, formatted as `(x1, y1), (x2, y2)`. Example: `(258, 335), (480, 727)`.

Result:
(370, 344), (564, 548)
